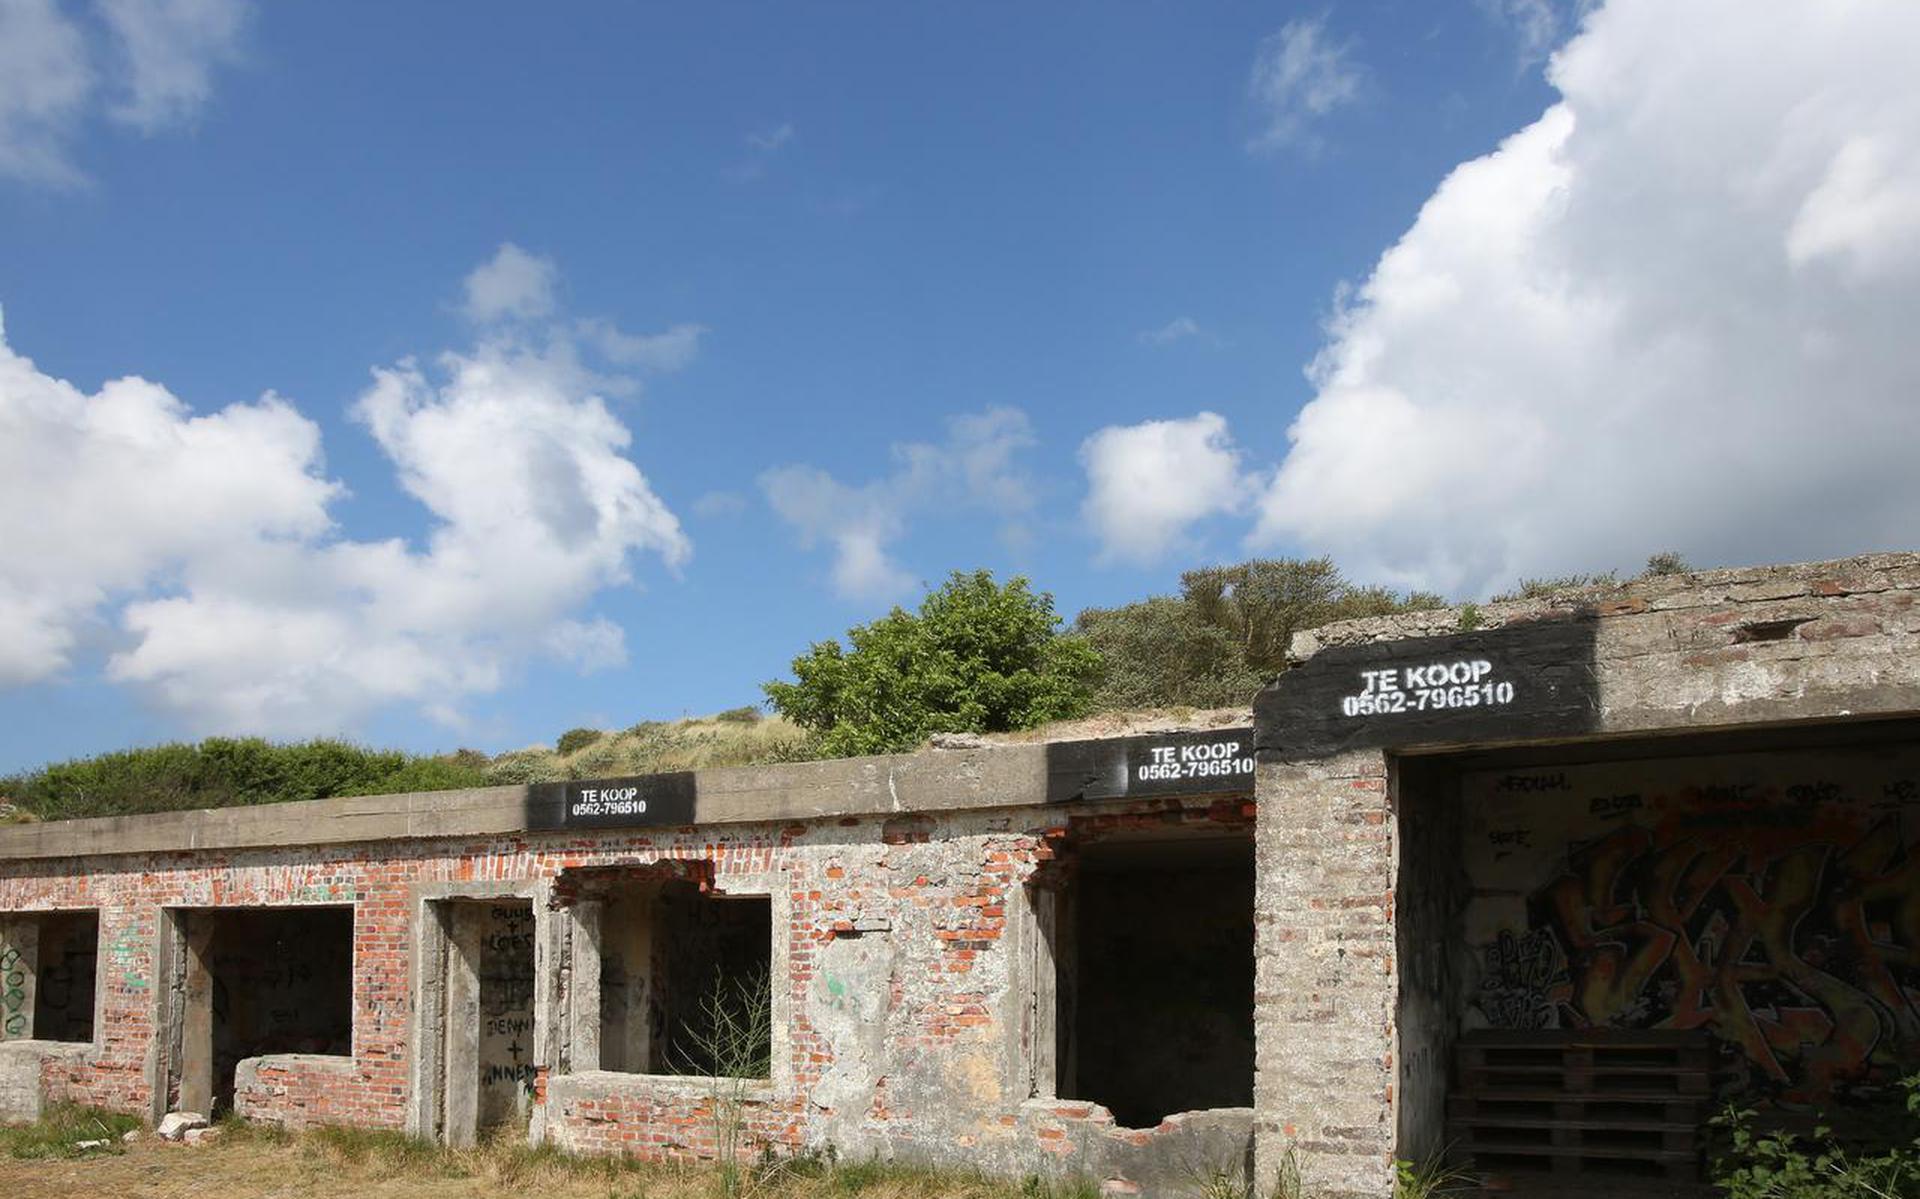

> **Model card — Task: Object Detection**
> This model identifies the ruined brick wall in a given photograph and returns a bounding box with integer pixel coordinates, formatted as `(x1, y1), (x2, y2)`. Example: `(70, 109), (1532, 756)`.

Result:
(0, 793), (1253, 1191)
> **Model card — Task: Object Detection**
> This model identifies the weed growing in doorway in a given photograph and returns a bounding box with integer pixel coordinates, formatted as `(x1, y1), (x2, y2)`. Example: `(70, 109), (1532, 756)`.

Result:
(670, 967), (774, 1197)
(1390, 1152), (1475, 1199)
(1712, 1075), (1920, 1199)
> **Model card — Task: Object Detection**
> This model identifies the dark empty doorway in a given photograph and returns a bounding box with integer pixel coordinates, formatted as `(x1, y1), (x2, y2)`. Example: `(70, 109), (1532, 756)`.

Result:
(599, 881), (771, 1076)
(171, 906), (354, 1115)
(1057, 834), (1256, 1128)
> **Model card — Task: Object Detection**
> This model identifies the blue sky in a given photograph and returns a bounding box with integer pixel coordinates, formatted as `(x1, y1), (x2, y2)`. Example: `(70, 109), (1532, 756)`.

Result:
(2, 1), (1915, 771)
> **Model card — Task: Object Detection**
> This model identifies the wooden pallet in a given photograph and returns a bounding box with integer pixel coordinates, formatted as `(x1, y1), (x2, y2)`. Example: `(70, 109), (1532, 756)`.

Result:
(1447, 1030), (1712, 1182)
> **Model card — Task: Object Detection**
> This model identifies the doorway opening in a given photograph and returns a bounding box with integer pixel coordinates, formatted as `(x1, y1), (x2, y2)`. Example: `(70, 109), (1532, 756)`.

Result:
(421, 898), (537, 1146)
(1041, 828), (1255, 1129)
(166, 906), (353, 1115)
(1394, 717), (1920, 1187)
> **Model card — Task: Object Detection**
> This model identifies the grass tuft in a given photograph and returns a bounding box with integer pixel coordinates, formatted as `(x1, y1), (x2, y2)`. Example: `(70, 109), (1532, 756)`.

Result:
(0, 1103), (140, 1160)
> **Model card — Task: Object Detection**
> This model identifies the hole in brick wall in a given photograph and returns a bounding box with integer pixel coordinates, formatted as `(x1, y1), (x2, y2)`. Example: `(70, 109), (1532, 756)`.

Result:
(1732, 617), (1812, 643)
(599, 881), (771, 1078)
(189, 906), (353, 1114)
(0, 910), (99, 1043)
(1052, 832), (1254, 1128)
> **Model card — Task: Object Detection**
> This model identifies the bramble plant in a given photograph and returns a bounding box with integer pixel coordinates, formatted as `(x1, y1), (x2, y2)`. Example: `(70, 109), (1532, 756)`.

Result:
(1712, 1075), (1920, 1199)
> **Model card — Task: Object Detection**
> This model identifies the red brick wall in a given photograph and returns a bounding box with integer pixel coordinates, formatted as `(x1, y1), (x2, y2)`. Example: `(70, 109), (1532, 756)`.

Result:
(0, 794), (1254, 1174)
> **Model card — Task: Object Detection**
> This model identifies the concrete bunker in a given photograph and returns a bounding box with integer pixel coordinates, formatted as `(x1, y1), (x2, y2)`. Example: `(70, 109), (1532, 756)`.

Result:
(167, 906), (353, 1115)
(1038, 822), (1256, 1128)
(1393, 717), (1920, 1185)
(0, 911), (99, 1044)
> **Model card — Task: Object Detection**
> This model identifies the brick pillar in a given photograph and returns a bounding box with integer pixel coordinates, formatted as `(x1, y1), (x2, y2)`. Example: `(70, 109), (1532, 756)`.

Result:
(1253, 750), (1397, 1198)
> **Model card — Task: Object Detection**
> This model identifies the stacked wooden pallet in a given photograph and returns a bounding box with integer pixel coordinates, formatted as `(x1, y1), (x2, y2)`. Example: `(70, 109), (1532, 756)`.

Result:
(1447, 1028), (1712, 1182)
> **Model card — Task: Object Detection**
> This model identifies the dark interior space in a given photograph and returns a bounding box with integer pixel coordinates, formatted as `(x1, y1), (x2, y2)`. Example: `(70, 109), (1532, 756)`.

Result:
(1393, 717), (1920, 1188)
(203, 906), (353, 1112)
(599, 881), (771, 1077)
(30, 911), (97, 1043)
(1060, 834), (1255, 1128)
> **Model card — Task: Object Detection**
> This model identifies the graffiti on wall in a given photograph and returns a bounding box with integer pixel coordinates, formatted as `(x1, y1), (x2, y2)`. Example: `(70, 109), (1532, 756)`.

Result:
(1465, 750), (1920, 1106)
(475, 904), (538, 1118)
(1, 945), (25, 1037)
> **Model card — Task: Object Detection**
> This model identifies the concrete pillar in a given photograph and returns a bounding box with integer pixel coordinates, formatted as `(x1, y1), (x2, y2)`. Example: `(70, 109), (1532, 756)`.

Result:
(563, 900), (603, 1075)
(443, 906), (482, 1148)
(0, 918), (39, 1041)
(1252, 750), (1397, 1199)
(179, 915), (215, 1114)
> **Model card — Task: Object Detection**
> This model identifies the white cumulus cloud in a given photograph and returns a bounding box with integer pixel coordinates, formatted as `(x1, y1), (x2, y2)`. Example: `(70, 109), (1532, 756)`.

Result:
(1244, 0), (1920, 596)
(1081, 412), (1250, 566)
(761, 407), (1037, 602)
(0, 248), (695, 735)
(0, 309), (336, 685)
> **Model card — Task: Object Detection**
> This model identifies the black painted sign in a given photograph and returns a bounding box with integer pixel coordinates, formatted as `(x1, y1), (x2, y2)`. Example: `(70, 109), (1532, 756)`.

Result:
(530, 771), (698, 830)
(1255, 617), (1600, 759)
(1045, 728), (1256, 803)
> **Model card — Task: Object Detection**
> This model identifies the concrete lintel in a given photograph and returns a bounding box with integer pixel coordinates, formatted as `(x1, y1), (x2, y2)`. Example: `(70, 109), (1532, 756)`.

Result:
(0, 744), (1052, 864)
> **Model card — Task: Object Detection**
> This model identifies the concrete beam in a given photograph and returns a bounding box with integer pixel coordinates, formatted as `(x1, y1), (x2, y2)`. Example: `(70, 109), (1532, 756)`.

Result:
(0, 743), (1051, 863)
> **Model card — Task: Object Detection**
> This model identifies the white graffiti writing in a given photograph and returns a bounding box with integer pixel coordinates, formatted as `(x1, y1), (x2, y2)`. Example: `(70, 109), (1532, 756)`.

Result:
(1339, 658), (1515, 718)
(570, 785), (648, 818)
(1135, 739), (1254, 783)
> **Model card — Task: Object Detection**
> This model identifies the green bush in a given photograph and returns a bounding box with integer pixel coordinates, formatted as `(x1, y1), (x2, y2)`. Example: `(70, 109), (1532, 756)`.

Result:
(764, 570), (1101, 757)
(715, 705), (763, 724)
(1076, 557), (1443, 711)
(1075, 596), (1264, 710)
(0, 738), (491, 822)
(554, 727), (605, 756)
(342, 755), (493, 797)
